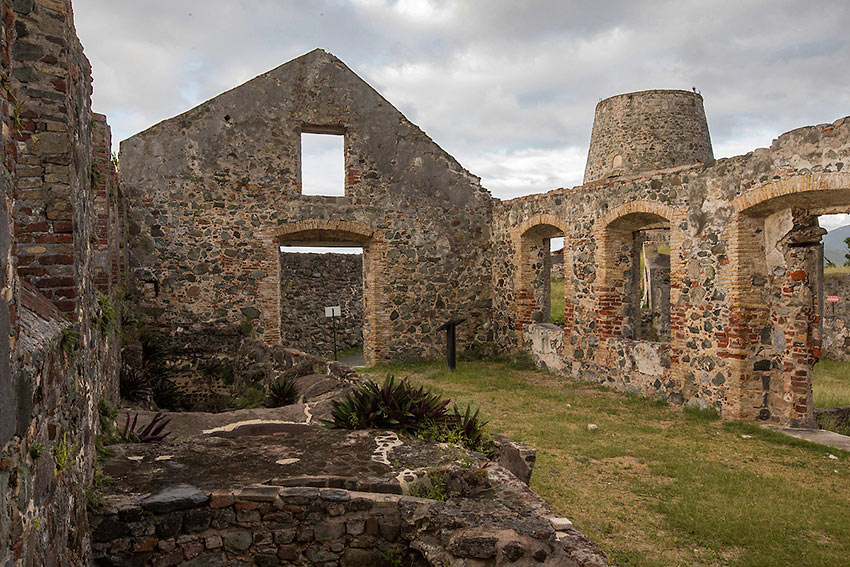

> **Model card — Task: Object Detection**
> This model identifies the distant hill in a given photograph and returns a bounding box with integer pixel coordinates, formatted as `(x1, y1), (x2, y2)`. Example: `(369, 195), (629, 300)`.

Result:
(823, 225), (850, 266)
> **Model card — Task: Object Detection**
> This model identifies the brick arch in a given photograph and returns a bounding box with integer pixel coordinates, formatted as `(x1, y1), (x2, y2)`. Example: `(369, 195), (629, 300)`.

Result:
(722, 172), (850, 427)
(510, 214), (570, 343)
(595, 200), (685, 344)
(599, 200), (676, 229)
(733, 171), (850, 216)
(513, 213), (570, 240)
(272, 219), (379, 243)
(257, 218), (388, 365)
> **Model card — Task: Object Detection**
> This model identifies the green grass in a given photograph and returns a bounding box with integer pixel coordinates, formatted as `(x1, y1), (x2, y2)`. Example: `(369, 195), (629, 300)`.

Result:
(813, 359), (850, 408)
(824, 265), (850, 276)
(550, 277), (565, 324)
(359, 360), (850, 567)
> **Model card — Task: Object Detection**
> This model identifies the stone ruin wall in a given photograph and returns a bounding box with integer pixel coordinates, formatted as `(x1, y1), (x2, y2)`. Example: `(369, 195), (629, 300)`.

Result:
(118, 51), (850, 430)
(502, 109), (850, 428)
(0, 1), (125, 565)
(822, 273), (850, 360)
(120, 50), (494, 370)
(280, 251), (364, 358)
(91, 483), (602, 567)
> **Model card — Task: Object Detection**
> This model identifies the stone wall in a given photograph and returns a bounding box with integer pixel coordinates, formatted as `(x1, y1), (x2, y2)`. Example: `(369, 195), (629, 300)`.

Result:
(280, 251), (363, 357)
(91, 483), (603, 567)
(496, 114), (850, 428)
(0, 1), (123, 565)
(822, 273), (850, 360)
(121, 50), (494, 367)
(119, 49), (850, 428)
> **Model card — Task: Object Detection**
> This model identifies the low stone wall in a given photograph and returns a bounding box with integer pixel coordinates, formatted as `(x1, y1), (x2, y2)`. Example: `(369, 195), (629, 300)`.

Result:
(524, 323), (566, 374)
(524, 323), (688, 406)
(822, 273), (850, 360)
(280, 252), (363, 357)
(93, 477), (606, 567)
(815, 406), (850, 429)
(123, 331), (359, 412)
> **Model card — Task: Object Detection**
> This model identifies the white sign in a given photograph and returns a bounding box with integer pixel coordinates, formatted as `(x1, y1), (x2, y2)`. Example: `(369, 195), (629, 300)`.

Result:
(827, 295), (840, 303)
(324, 305), (341, 317)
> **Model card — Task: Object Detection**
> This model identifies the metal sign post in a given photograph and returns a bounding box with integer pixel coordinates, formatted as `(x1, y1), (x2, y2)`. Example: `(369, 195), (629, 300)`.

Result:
(827, 295), (840, 316)
(324, 305), (341, 360)
(436, 317), (467, 371)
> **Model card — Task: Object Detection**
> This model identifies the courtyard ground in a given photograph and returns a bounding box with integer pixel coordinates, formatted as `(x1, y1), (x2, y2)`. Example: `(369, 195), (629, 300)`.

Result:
(813, 358), (850, 408)
(359, 360), (850, 567)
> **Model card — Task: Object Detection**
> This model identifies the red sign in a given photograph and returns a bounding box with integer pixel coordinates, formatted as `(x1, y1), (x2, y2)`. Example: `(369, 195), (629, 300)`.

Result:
(827, 295), (840, 303)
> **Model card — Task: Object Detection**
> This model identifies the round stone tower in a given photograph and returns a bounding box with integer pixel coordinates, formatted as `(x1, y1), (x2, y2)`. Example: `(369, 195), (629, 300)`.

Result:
(583, 89), (713, 185)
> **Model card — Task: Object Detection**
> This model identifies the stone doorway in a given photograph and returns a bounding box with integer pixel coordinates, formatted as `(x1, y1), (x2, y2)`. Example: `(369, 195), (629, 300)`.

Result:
(267, 220), (386, 366)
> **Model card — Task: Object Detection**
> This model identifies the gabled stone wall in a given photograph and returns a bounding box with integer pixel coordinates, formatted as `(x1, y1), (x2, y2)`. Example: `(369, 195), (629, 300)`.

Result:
(120, 50), (494, 366)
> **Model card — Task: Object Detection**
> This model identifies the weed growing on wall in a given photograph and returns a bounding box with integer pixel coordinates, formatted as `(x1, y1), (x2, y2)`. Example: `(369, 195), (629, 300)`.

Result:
(409, 471), (455, 502)
(95, 293), (117, 335)
(52, 433), (78, 475)
(29, 442), (44, 461)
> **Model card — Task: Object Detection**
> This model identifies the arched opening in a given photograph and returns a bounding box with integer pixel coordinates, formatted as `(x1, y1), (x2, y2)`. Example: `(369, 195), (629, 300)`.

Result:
(515, 218), (567, 331)
(731, 174), (850, 427)
(600, 211), (671, 342)
(271, 221), (384, 366)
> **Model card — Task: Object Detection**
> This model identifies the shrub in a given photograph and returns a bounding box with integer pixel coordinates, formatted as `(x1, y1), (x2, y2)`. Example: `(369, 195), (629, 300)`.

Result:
(323, 375), (449, 432)
(149, 376), (182, 410)
(323, 375), (491, 453)
(233, 382), (266, 410)
(449, 403), (492, 455)
(267, 375), (299, 407)
(120, 365), (153, 405)
(121, 412), (171, 443)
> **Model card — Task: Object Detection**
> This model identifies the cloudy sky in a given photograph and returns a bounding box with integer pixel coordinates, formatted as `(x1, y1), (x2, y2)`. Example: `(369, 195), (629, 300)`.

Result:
(73, 1), (850, 227)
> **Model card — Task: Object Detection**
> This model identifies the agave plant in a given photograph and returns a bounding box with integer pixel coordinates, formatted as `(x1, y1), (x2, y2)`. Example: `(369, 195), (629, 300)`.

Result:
(450, 403), (491, 454)
(323, 375), (449, 432)
(149, 376), (182, 410)
(266, 375), (299, 407)
(121, 412), (171, 443)
(119, 365), (153, 405)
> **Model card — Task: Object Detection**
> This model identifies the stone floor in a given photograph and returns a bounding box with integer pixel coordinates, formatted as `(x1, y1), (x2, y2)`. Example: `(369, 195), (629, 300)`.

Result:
(765, 425), (850, 452)
(97, 399), (608, 566)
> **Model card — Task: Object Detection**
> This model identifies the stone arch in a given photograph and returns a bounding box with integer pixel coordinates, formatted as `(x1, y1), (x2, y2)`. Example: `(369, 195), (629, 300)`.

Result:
(256, 219), (388, 365)
(510, 214), (570, 342)
(596, 201), (682, 341)
(723, 172), (850, 426)
(733, 172), (850, 216)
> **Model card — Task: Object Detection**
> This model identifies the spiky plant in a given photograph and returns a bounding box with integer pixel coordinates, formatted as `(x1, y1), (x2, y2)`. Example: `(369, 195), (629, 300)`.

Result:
(119, 365), (153, 405)
(322, 375), (449, 432)
(121, 412), (171, 443)
(266, 375), (299, 407)
(149, 376), (182, 410)
(450, 403), (491, 454)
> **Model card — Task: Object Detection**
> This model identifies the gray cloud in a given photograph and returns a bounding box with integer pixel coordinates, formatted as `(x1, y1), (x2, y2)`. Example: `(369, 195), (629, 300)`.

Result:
(74, 0), (850, 199)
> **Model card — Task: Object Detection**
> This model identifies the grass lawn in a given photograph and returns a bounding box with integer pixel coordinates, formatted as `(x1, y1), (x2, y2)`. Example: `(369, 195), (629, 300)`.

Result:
(551, 277), (565, 324)
(813, 358), (850, 408)
(360, 360), (850, 567)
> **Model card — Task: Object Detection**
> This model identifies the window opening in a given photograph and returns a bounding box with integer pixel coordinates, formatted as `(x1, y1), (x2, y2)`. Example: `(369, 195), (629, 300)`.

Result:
(301, 132), (345, 196)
